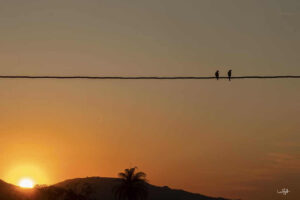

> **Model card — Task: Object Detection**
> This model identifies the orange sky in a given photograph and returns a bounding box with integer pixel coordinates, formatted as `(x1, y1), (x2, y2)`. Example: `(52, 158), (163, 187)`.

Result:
(0, 1), (299, 200)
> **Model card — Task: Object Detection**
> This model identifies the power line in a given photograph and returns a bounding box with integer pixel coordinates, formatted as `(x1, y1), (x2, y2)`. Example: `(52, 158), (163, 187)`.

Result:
(0, 75), (299, 80)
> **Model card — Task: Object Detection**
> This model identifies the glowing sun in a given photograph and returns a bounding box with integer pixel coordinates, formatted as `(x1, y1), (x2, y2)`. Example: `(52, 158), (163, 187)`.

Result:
(19, 178), (35, 188)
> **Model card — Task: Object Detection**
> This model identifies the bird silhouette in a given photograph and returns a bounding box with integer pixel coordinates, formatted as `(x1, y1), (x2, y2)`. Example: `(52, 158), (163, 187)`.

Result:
(228, 70), (232, 81)
(215, 70), (219, 80)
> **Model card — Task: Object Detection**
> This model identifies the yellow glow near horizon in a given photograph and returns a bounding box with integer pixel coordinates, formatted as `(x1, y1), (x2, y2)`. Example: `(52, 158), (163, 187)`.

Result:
(19, 178), (35, 188)
(3, 164), (49, 186)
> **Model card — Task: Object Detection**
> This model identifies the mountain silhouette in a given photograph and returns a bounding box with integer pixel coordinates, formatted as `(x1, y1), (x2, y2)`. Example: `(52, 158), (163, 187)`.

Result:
(55, 177), (230, 200)
(0, 179), (27, 200)
(0, 179), (83, 200)
(0, 178), (231, 200)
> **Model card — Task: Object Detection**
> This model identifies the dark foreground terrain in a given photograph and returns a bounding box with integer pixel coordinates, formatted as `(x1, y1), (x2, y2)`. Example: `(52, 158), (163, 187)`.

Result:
(0, 177), (231, 200)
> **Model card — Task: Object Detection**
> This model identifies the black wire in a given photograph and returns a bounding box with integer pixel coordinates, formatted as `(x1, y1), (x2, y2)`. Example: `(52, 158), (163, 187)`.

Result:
(0, 75), (299, 79)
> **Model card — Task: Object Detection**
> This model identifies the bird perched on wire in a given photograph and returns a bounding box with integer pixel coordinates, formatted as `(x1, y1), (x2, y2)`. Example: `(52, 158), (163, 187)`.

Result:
(215, 70), (219, 80)
(228, 70), (232, 81)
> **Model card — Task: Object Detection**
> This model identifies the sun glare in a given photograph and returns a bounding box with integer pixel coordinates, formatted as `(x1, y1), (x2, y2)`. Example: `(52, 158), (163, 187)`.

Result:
(19, 178), (35, 188)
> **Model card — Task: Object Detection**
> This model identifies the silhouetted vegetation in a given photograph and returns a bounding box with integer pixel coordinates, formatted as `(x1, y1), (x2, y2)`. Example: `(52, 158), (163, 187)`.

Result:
(113, 167), (148, 200)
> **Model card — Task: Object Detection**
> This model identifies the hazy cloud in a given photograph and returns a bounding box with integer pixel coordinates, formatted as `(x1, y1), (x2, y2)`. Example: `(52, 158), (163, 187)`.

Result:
(267, 152), (300, 170)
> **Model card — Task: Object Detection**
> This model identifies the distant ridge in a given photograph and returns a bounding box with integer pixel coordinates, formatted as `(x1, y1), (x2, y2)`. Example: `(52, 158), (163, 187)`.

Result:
(55, 177), (231, 200)
(0, 178), (232, 200)
(0, 179), (32, 200)
(0, 179), (83, 200)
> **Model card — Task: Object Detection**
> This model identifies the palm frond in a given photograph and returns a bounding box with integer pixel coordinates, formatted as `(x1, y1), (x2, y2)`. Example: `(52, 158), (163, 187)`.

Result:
(113, 167), (148, 200)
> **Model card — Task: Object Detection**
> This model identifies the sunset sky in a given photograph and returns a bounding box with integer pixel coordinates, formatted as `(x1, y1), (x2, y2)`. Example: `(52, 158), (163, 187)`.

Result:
(0, 1), (299, 200)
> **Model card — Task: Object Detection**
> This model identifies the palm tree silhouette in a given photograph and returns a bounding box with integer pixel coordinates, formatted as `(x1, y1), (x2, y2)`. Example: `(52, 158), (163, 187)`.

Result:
(113, 167), (148, 200)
